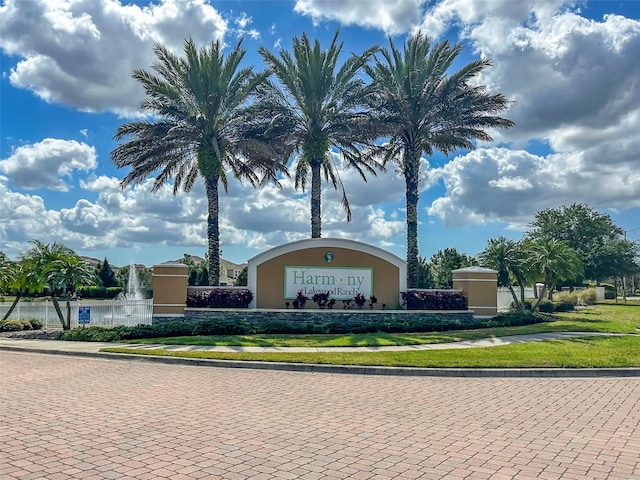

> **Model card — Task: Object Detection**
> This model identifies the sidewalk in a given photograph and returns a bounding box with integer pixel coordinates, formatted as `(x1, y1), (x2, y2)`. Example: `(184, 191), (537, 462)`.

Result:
(2, 332), (639, 377)
(0, 331), (626, 354)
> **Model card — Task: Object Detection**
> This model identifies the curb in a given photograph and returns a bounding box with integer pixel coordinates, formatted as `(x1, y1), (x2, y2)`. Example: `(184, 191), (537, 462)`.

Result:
(2, 345), (640, 378)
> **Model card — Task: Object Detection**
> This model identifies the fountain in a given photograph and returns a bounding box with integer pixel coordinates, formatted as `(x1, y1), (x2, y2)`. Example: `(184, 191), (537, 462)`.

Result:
(126, 263), (143, 300)
(112, 263), (150, 325)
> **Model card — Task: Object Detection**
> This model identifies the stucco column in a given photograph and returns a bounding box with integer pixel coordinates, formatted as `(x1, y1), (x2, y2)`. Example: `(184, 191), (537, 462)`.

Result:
(152, 263), (188, 317)
(452, 267), (498, 317)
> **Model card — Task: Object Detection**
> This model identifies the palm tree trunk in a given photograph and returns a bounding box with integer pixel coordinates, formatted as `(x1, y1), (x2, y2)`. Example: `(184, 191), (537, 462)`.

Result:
(51, 295), (66, 329)
(311, 160), (322, 238)
(2, 292), (21, 321)
(205, 175), (221, 286)
(66, 296), (72, 330)
(507, 285), (520, 310)
(405, 152), (420, 288)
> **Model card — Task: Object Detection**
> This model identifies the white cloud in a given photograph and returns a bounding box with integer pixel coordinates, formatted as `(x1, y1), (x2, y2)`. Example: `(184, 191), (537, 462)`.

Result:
(0, 0), (227, 115)
(472, 12), (640, 151)
(0, 139), (97, 191)
(418, 0), (571, 38)
(294, 0), (424, 34)
(427, 146), (640, 228)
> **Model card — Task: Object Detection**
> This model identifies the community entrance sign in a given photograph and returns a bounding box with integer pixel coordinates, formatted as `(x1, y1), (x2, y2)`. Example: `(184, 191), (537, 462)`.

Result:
(247, 238), (406, 309)
(285, 266), (373, 299)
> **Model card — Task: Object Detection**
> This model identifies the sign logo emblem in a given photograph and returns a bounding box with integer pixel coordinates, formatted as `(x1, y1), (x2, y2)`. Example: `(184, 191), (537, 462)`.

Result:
(324, 251), (334, 263)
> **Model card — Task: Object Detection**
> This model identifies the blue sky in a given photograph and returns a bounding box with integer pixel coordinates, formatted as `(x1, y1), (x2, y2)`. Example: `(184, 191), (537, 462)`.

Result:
(1, 0), (639, 268)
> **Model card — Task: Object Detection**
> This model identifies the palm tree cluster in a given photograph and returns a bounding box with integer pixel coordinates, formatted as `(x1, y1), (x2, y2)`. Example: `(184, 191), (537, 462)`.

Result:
(479, 236), (585, 311)
(0, 240), (96, 329)
(111, 30), (513, 287)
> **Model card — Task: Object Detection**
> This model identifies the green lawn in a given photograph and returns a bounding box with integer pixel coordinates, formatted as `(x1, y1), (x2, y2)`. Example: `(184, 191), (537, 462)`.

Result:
(119, 303), (640, 347)
(102, 335), (640, 368)
(100, 302), (640, 368)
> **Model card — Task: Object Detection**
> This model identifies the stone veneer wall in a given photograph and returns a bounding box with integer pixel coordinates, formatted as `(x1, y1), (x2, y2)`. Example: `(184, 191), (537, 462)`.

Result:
(153, 308), (476, 328)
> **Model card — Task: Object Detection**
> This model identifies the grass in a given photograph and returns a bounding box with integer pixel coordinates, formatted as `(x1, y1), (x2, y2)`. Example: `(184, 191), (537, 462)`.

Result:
(119, 303), (640, 347)
(102, 335), (640, 368)
(100, 302), (640, 368)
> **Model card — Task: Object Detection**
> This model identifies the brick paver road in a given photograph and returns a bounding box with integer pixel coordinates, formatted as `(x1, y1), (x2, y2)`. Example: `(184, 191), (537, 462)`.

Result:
(1, 351), (639, 480)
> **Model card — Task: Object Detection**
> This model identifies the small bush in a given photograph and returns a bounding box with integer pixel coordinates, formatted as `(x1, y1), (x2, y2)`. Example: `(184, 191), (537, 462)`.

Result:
(578, 288), (597, 305)
(555, 291), (578, 306)
(0, 320), (24, 332)
(601, 283), (616, 300)
(484, 310), (549, 327)
(553, 300), (575, 312)
(510, 300), (532, 312)
(20, 320), (33, 330)
(29, 319), (44, 330)
(538, 299), (555, 313)
(401, 290), (468, 310)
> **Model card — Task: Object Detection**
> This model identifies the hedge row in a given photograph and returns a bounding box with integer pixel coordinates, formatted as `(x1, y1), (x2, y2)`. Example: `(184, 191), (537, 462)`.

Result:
(76, 286), (124, 299)
(187, 289), (253, 308)
(401, 290), (468, 310)
(57, 310), (549, 342)
(0, 319), (44, 332)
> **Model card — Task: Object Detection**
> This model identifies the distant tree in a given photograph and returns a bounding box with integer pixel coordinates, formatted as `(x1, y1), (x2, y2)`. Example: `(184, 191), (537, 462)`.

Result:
(524, 238), (583, 310)
(47, 256), (97, 330)
(528, 203), (627, 284)
(478, 237), (529, 310)
(234, 266), (248, 286)
(0, 252), (13, 294)
(415, 256), (434, 288)
(430, 248), (475, 288)
(97, 258), (118, 287)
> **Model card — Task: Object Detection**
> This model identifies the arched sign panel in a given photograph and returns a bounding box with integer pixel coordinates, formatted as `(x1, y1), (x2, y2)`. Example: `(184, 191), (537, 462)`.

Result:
(247, 239), (406, 309)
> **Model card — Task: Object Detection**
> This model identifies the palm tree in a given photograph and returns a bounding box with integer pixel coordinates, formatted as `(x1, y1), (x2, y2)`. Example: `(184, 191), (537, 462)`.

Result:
(365, 32), (514, 287)
(1, 259), (41, 321)
(253, 30), (383, 238)
(0, 252), (12, 293)
(479, 237), (528, 310)
(525, 238), (584, 310)
(47, 255), (96, 330)
(22, 240), (75, 326)
(111, 38), (289, 285)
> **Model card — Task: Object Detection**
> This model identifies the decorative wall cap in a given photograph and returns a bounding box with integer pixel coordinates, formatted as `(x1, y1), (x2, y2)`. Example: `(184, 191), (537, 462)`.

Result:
(452, 266), (498, 273)
(153, 263), (188, 268)
(247, 238), (405, 268)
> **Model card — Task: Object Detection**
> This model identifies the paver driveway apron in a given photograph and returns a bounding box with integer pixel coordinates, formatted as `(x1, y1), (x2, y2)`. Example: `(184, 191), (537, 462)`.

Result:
(1, 351), (639, 479)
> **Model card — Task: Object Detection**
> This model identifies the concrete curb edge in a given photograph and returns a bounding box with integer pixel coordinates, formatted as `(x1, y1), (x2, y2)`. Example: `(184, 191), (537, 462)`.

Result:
(2, 345), (640, 378)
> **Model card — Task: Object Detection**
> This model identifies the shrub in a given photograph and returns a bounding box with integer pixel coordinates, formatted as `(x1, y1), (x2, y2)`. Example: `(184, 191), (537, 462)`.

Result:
(538, 299), (555, 313)
(553, 300), (575, 312)
(186, 289), (253, 308)
(57, 326), (123, 342)
(484, 310), (550, 327)
(401, 290), (468, 310)
(510, 300), (532, 312)
(578, 288), (597, 305)
(601, 283), (616, 300)
(312, 292), (332, 309)
(555, 291), (578, 306)
(76, 286), (124, 299)
(29, 319), (44, 330)
(0, 320), (24, 332)
(20, 320), (33, 330)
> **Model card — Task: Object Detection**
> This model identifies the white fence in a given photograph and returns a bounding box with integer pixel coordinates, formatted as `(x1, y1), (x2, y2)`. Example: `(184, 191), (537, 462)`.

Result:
(0, 299), (153, 329)
(497, 286), (605, 311)
(497, 287), (535, 312)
